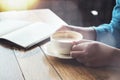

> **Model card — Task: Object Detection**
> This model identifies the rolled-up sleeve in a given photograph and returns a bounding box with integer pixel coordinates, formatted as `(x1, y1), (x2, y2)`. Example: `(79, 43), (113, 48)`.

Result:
(94, 0), (120, 48)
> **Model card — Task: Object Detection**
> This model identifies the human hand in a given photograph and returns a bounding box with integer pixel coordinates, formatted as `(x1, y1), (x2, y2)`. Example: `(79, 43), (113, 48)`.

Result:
(56, 25), (73, 31)
(70, 39), (116, 67)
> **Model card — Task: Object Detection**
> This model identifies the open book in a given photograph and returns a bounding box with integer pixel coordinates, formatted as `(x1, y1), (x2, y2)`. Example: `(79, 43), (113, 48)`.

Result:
(0, 20), (61, 48)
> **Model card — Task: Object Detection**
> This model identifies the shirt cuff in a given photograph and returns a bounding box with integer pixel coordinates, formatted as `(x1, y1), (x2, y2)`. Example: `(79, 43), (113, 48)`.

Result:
(91, 24), (116, 47)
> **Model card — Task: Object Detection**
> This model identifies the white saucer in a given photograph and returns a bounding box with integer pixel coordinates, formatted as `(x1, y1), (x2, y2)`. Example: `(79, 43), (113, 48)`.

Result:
(41, 42), (73, 59)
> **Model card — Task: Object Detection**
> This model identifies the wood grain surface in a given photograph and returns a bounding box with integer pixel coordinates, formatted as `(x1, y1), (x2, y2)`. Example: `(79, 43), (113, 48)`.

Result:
(0, 9), (120, 80)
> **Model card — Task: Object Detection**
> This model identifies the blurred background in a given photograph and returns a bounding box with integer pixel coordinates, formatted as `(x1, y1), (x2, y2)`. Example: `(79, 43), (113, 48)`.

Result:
(0, 0), (115, 27)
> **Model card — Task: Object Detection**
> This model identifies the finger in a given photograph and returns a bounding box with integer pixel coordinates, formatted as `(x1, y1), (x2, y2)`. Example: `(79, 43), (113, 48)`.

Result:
(56, 25), (70, 31)
(79, 39), (92, 43)
(84, 62), (93, 67)
(84, 62), (99, 67)
(71, 44), (83, 51)
(76, 58), (89, 65)
(70, 50), (85, 58)
(72, 39), (90, 45)
(76, 58), (84, 63)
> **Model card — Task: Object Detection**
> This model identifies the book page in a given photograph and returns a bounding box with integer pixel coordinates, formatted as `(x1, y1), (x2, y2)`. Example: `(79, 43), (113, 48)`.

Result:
(0, 20), (31, 36)
(1, 22), (60, 48)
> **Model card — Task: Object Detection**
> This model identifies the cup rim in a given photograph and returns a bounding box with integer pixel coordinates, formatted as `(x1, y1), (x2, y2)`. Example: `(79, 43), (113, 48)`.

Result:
(50, 31), (83, 43)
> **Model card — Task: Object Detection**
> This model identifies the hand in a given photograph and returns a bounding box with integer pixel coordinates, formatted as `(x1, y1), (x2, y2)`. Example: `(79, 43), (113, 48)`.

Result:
(70, 39), (116, 67)
(56, 25), (73, 31)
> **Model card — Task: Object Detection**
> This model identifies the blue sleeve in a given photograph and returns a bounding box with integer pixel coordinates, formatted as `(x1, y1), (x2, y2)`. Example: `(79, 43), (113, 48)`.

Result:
(94, 0), (120, 48)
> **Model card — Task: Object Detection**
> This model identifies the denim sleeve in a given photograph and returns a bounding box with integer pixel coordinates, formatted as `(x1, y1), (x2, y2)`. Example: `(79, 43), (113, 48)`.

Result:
(93, 0), (120, 48)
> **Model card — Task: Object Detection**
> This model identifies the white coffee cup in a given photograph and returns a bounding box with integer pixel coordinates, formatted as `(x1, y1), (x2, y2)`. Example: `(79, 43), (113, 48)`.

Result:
(50, 31), (83, 55)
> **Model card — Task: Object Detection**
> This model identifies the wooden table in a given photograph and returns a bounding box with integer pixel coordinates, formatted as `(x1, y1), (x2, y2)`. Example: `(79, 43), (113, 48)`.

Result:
(0, 9), (120, 80)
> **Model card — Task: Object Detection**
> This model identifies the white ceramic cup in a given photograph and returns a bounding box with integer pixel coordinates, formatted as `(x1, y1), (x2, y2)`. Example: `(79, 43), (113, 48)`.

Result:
(50, 31), (83, 55)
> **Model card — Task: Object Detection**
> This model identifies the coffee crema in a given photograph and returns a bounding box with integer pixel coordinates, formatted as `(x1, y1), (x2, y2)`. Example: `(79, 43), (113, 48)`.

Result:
(51, 31), (82, 42)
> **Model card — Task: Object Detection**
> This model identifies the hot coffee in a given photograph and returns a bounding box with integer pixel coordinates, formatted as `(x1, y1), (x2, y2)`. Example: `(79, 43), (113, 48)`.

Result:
(50, 31), (83, 54)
